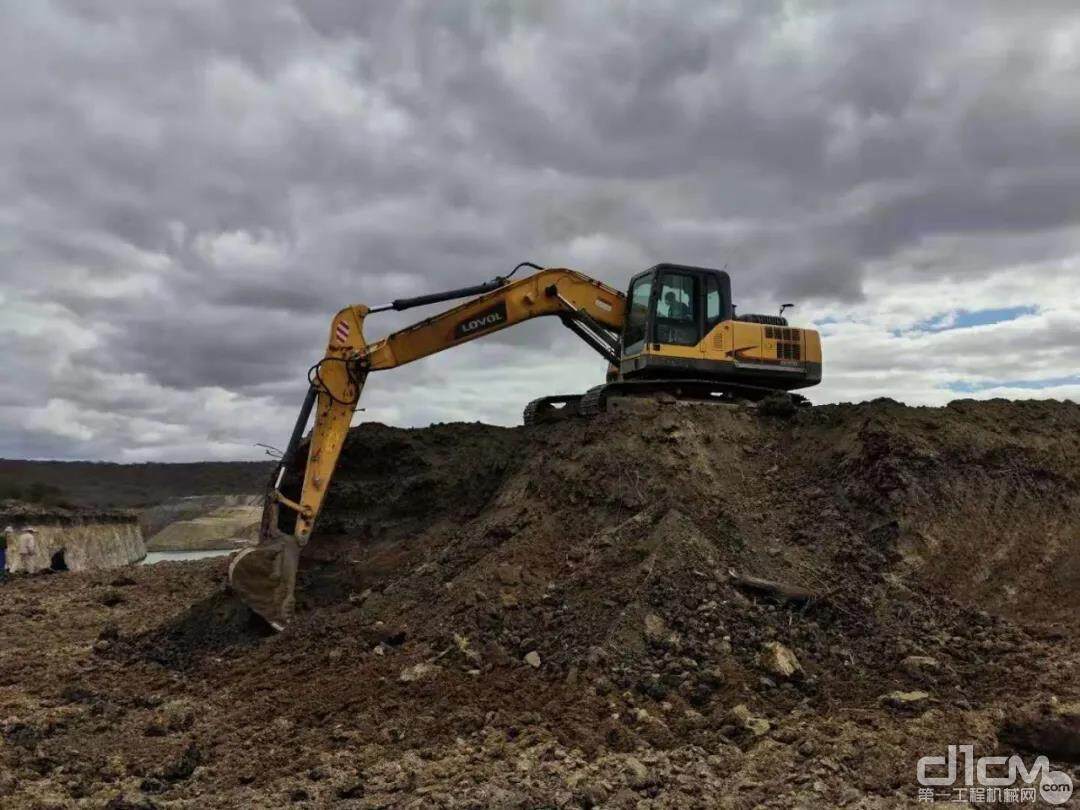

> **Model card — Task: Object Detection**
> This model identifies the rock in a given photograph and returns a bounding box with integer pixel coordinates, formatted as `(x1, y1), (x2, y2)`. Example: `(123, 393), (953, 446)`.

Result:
(413, 561), (438, 577)
(758, 393), (797, 417)
(729, 704), (771, 737)
(496, 563), (522, 585)
(643, 613), (669, 644)
(524, 651), (541, 668)
(838, 786), (862, 805)
(759, 642), (803, 680)
(327, 647), (344, 663)
(145, 700), (195, 737)
(160, 742), (202, 782)
(453, 634), (482, 665)
(731, 572), (817, 605)
(900, 655), (940, 679)
(399, 662), (441, 683)
(699, 667), (725, 688)
(772, 726), (799, 744)
(159, 700), (195, 732)
(499, 590), (520, 609)
(624, 756), (649, 781)
(880, 690), (930, 710)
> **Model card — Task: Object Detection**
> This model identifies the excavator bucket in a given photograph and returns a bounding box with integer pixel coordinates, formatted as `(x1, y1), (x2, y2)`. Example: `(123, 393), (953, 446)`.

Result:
(227, 532), (300, 631)
(227, 385), (322, 629)
(227, 334), (366, 629)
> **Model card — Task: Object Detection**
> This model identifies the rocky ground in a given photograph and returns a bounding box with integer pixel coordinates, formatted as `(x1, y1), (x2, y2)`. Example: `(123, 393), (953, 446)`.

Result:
(1, 398), (1078, 808)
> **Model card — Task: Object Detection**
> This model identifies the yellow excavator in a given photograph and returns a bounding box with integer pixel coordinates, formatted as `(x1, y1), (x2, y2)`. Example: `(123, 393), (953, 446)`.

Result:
(228, 262), (822, 628)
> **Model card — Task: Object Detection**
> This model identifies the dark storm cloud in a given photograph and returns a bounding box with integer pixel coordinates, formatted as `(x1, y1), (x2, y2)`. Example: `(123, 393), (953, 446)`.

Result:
(2, 0), (1079, 459)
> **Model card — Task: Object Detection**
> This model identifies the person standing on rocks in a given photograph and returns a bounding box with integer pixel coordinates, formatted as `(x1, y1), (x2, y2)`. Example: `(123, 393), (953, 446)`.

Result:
(15, 527), (37, 574)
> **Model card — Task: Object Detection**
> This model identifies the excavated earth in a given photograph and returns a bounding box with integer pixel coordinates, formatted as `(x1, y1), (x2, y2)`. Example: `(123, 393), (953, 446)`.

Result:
(1, 398), (1079, 808)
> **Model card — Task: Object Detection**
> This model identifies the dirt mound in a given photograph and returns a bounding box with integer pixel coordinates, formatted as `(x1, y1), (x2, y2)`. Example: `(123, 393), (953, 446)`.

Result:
(1, 398), (1078, 807)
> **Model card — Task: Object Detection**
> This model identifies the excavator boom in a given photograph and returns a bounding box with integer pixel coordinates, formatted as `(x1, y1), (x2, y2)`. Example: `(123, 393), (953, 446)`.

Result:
(229, 266), (625, 628)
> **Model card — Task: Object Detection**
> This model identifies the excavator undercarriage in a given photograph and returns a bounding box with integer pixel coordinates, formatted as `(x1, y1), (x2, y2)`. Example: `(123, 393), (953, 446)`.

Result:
(227, 262), (822, 629)
(522, 379), (810, 425)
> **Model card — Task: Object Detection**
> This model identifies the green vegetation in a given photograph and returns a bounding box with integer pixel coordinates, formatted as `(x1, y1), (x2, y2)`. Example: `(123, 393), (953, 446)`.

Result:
(0, 480), (71, 507)
(0, 460), (274, 509)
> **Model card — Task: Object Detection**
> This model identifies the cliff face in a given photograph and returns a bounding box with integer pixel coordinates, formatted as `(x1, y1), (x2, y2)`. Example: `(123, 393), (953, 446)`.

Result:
(2, 503), (145, 573)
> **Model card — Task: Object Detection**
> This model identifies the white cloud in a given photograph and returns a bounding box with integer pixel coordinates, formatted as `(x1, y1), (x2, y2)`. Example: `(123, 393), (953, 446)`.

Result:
(805, 256), (1080, 405)
(1, 1), (1077, 461)
(195, 229), (291, 269)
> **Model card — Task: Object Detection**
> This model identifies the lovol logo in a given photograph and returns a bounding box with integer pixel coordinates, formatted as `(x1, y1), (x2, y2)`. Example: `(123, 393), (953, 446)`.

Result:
(454, 301), (508, 339)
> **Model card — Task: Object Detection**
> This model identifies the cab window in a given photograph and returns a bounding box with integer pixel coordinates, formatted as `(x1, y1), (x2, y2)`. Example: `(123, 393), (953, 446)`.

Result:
(655, 272), (698, 345)
(705, 275), (722, 328)
(624, 275), (652, 349)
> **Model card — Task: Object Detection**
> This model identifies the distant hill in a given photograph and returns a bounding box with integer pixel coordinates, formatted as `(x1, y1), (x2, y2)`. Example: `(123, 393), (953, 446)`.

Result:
(0, 459), (275, 509)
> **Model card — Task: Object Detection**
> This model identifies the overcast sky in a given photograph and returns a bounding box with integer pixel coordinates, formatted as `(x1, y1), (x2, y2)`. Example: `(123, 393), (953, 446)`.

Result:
(2, 1), (1079, 462)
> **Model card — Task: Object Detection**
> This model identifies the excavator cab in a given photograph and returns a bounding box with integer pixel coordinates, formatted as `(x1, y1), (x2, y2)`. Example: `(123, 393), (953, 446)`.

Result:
(621, 264), (732, 356)
(615, 263), (821, 393)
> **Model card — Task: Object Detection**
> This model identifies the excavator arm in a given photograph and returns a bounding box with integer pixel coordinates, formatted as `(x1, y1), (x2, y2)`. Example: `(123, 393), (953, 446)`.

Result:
(229, 265), (625, 628)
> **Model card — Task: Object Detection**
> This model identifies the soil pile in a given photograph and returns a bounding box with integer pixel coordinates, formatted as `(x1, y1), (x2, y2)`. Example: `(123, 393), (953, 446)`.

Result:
(1, 398), (1078, 808)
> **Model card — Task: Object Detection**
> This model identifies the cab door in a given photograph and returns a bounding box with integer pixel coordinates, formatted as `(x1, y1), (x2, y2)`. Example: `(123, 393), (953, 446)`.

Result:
(652, 269), (701, 349)
(621, 271), (655, 358)
(702, 272), (730, 358)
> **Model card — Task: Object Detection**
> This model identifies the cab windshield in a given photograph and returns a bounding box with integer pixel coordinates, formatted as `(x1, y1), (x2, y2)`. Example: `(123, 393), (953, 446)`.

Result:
(654, 272), (699, 346)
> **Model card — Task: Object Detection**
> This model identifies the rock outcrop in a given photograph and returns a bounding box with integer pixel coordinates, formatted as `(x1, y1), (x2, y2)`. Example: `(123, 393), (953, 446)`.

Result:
(1, 501), (144, 573)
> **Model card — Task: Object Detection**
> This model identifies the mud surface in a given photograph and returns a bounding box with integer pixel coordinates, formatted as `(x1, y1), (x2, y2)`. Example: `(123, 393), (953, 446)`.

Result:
(2, 399), (1079, 808)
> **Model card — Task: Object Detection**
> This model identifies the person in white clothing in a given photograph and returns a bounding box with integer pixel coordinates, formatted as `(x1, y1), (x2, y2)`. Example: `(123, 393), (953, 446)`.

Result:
(16, 527), (38, 573)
